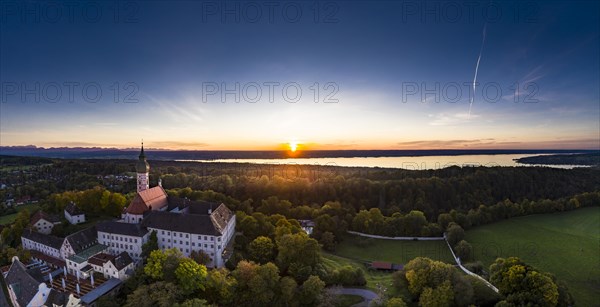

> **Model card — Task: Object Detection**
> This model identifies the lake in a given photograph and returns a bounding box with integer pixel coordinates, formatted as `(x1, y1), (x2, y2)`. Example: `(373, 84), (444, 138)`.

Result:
(180, 154), (587, 170)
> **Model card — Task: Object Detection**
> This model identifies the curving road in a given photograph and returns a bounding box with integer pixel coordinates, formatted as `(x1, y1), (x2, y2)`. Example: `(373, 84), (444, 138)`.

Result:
(336, 288), (379, 307)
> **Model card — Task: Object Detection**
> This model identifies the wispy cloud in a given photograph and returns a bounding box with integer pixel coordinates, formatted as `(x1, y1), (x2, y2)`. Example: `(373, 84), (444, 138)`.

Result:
(396, 138), (599, 149)
(429, 113), (480, 126)
(149, 141), (210, 149)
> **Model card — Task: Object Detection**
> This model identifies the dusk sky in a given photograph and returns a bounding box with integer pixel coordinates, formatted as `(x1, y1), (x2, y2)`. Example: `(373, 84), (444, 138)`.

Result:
(1, 0), (599, 150)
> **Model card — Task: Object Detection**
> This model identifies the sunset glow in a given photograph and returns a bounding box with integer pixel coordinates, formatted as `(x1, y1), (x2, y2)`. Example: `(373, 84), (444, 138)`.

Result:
(0, 1), (598, 151)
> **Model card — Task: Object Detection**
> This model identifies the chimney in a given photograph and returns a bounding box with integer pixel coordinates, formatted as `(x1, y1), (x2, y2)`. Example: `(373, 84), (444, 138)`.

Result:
(158, 178), (162, 187)
(208, 204), (212, 215)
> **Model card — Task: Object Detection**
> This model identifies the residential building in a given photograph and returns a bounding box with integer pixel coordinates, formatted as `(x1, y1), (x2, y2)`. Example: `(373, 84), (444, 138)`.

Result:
(88, 252), (135, 280)
(21, 229), (63, 260)
(4, 257), (80, 307)
(29, 211), (61, 235)
(141, 201), (235, 267)
(96, 221), (149, 263)
(64, 202), (86, 225)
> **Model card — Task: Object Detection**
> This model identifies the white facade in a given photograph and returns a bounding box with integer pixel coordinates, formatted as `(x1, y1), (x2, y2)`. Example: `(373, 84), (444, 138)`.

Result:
(89, 257), (134, 280)
(104, 259), (134, 280)
(137, 172), (149, 192)
(66, 258), (89, 276)
(31, 218), (59, 235)
(122, 212), (144, 224)
(26, 284), (52, 307)
(97, 231), (148, 262)
(65, 210), (85, 225)
(60, 240), (75, 260)
(21, 237), (61, 259)
(148, 216), (235, 268)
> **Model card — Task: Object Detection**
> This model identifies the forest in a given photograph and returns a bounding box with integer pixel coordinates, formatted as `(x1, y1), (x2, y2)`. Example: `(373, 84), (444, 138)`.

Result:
(1, 155), (598, 306)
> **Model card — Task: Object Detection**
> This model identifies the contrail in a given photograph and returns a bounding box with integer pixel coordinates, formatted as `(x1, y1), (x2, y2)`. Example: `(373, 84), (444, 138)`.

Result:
(469, 23), (487, 119)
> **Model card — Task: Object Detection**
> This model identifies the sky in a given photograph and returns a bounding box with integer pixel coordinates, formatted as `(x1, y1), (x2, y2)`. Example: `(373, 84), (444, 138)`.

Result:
(1, 0), (599, 150)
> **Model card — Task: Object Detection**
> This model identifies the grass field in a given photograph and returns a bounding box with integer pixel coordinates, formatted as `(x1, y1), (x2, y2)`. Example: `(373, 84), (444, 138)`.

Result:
(324, 234), (455, 295)
(0, 203), (40, 225)
(334, 234), (455, 264)
(323, 252), (395, 292)
(465, 206), (600, 307)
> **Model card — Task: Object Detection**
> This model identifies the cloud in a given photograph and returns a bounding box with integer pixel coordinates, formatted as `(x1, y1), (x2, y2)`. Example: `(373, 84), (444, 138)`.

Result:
(396, 138), (599, 149)
(148, 141), (210, 149)
(429, 113), (480, 126)
(396, 139), (499, 148)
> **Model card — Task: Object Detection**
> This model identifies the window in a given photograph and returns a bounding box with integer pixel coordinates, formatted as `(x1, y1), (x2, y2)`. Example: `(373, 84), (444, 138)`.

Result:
(186, 234), (189, 238)
(180, 233), (183, 237)
(211, 244), (214, 248)
(218, 237), (221, 242)
(204, 236), (207, 240)
(180, 240), (183, 244)
(162, 238), (165, 242)
(204, 244), (207, 248)
(162, 231), (164, 235)
(211, 237), (214, 241)
(192, 243), (195, 246)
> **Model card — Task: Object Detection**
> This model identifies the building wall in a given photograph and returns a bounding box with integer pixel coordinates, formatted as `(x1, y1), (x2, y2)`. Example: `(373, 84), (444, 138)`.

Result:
(137, 172), (149, 192)
(21, 237), (61, 259)
(32, 219), (57, 235)
(104, 261), (134, 280)
(147, 215), (236, 268)
(60, 240), (75, 260)
(149, 227), (218, 267)
(124, 213), (144, 224)
(28, 283), (52, 307)
(66, 258), (88, 276)
(97, 231), (147, 262)
(65, 211), (85, 224)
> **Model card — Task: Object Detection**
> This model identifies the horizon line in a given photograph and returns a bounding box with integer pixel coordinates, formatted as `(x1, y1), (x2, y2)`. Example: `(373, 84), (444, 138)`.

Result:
(0, 145), (598, 152)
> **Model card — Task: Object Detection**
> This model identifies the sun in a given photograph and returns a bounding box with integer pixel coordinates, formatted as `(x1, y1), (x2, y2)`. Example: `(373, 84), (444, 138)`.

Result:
(289, 141), (298, 152)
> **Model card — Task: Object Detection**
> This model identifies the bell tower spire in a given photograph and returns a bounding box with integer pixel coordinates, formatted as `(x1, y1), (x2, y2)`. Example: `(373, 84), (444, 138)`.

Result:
(136, 140), (150, 192)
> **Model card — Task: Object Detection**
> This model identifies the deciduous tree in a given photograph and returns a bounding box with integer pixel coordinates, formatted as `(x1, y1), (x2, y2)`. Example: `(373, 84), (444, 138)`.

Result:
(175, 258), (207, 294)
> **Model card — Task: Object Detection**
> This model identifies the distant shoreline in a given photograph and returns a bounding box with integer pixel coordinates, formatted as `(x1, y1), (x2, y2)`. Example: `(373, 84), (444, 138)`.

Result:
(514, 152), (600, 166)
(0, 148), (596, 161)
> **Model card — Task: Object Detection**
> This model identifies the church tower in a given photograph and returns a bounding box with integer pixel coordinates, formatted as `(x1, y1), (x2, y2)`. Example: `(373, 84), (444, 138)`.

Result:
(136, 142), (150, 192)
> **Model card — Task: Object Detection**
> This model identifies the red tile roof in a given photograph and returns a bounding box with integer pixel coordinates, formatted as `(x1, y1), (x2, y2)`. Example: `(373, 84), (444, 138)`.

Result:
(126, 186), (168, 214)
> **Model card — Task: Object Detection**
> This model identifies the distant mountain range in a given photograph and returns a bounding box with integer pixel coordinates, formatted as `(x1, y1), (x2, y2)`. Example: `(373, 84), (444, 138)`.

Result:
(0, 146), (596, 160)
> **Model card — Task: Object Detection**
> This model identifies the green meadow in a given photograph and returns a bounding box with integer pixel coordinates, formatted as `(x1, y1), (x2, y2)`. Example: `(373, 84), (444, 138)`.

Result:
(465, 206), (600, 307)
